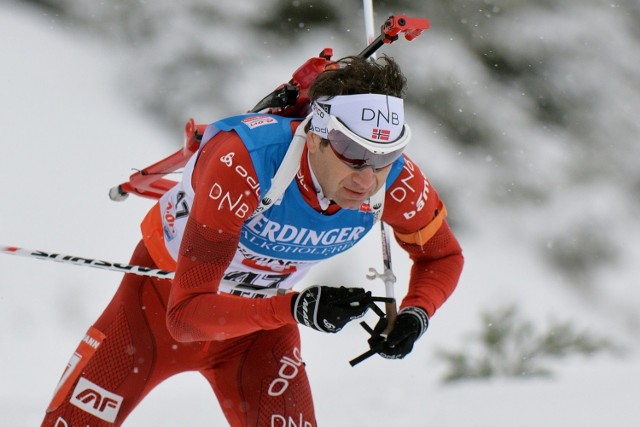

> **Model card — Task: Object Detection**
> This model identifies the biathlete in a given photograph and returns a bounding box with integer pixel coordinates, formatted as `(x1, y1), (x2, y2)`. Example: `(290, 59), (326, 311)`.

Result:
(42, 55), (463, 426)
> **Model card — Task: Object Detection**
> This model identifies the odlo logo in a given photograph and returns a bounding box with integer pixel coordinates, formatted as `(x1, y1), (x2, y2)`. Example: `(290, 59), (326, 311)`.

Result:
(268, 347), (304, 397)
(70, 377), (123, 423)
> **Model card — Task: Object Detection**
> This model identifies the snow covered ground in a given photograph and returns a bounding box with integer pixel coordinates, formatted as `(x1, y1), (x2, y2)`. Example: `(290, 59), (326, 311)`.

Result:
(1, 4), (639, 426)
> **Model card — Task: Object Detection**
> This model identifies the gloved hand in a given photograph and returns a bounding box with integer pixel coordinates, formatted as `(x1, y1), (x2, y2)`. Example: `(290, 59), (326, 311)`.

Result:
(292, 286), (372, 333)
(368, 306), (429, 359)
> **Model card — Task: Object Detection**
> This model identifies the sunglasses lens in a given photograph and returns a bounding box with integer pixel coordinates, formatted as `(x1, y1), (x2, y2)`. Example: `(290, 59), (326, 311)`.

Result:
(326, 130), (404, 170)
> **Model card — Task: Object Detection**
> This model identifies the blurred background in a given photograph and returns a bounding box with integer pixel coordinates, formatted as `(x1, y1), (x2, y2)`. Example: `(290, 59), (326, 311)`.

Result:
(1, 0), (639, 425)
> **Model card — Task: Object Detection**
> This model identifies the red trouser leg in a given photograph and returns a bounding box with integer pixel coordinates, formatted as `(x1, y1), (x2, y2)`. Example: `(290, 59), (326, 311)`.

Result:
(41, 241), (317, 426)
(201, 324), (317, 427)
(41, 241), (207, 426)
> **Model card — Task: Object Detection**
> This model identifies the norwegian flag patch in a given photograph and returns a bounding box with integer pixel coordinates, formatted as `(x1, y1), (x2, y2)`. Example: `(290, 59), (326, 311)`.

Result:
(371, 128), (391, 141)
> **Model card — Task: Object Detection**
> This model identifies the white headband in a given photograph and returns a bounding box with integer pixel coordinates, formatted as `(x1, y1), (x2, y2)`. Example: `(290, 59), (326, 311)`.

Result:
(310, 94), (405, 144)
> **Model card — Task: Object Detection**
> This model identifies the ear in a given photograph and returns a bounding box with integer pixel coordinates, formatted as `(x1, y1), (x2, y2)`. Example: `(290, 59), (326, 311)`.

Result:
(306, 132), (321, 154)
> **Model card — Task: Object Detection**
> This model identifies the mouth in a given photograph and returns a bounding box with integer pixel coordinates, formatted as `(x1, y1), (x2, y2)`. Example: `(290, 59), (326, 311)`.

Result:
(343, 187), (369, 200)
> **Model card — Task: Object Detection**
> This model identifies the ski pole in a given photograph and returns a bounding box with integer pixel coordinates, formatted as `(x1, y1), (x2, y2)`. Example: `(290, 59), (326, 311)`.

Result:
(350, 8), (415, 368)
(349, 222), (398, 366)
(0, 245), (286, 297)
(362, 0), (376, 57)
(1, 245), (174, 279)
(371, 221), (398, 336)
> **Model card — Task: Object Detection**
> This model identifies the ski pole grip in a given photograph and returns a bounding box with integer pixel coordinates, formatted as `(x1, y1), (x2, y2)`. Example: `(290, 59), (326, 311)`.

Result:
(381, 300), (398, 337)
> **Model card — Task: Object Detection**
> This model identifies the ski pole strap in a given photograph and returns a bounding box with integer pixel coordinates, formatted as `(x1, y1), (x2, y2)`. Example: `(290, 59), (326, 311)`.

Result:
(349, 347), (378, 367)
(349, 318), (393, 366)
(349, 295), (396, 366)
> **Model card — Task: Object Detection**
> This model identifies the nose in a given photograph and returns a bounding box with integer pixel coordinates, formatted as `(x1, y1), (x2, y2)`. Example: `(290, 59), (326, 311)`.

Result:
(351, 167), (376, 188)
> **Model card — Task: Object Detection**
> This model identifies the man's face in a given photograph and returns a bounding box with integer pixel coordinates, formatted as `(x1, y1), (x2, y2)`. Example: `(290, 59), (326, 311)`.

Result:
(306, 133), (392, 210)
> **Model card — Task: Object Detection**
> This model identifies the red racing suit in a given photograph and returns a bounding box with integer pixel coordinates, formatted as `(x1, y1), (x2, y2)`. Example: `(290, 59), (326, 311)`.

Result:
(42, 116), (463, 426)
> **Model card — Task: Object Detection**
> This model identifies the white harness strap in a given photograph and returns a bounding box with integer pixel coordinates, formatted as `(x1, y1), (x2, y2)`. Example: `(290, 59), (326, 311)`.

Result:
(249, 115), (310, 218)
(249, 114), (385, 222)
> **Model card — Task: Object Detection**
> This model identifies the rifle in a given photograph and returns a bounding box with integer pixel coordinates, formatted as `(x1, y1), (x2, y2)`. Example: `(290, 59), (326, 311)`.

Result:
(108, 14), (429, 202)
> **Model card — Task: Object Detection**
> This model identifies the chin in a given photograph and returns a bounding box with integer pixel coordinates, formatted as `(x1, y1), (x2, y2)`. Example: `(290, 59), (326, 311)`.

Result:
(336, 199), (365, 210)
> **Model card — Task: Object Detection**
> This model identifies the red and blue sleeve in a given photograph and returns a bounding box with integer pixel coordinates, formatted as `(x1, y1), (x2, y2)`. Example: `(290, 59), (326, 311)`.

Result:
(382, 155), (464, 317)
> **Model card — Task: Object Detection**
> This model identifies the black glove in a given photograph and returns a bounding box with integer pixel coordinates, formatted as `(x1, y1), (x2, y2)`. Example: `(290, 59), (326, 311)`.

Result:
(292, 286), (372, 333)
(368, 307), (429, 359)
